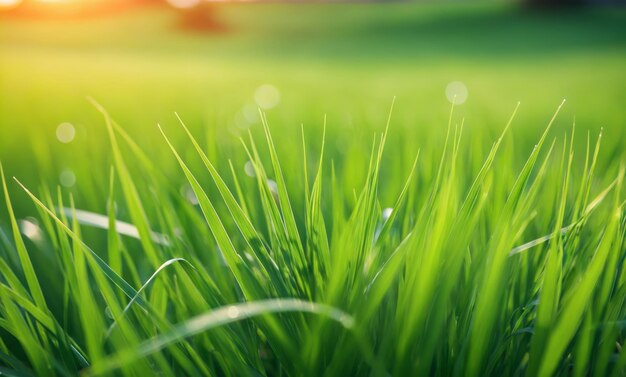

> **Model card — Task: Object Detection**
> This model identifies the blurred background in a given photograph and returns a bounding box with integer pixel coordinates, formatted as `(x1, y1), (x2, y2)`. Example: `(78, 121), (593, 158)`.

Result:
(0, 0), (625, 214)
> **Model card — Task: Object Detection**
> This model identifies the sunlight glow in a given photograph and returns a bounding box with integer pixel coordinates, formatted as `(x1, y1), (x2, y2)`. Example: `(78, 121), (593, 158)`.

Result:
(166, 0), (201, 9)
(0, 0), (21, 8)
(0, 0), (22, 9)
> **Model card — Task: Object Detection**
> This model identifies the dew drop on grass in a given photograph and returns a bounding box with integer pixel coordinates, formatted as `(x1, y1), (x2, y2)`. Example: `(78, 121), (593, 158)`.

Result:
(56, 122), (75, 143)
(254, 84), (280, 110)
(445, 81), (468, 105)
(59, 169), (76, 188)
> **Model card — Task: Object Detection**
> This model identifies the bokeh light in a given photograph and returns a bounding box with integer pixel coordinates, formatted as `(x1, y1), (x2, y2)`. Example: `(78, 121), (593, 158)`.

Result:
(59, 169), (76, 187)
(445, 81), (468, 105)
(254, 84), (281, 110)
(181, 184), (199, 205)
(382, 207), (393, 222)
(56, 122), (76, 143)
(244, 161), (256, 177)
(266, 179), (278, 197)
(19, 218), (41, 241)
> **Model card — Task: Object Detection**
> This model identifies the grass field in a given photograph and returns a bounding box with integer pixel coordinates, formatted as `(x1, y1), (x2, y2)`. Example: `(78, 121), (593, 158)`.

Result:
(0, 1), (625, 376)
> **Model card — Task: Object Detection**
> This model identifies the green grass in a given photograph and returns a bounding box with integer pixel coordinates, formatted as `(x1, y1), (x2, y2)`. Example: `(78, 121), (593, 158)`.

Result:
(0, 1), (625, 376)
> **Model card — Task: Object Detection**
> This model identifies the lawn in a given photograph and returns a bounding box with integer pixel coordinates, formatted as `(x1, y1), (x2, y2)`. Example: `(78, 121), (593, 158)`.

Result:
(0, 1), (625, 376)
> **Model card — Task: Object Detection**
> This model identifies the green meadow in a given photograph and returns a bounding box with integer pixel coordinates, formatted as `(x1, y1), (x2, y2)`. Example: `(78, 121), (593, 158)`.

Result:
(0, 1), (625, 376)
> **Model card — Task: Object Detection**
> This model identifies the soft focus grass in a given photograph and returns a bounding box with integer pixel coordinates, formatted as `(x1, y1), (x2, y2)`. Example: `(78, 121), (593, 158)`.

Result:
(0, 1), (625, 376)
(1, 1), (625, 201)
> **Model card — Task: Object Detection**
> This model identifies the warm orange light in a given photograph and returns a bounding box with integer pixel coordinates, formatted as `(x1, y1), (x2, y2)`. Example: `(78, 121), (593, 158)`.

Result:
(167, 0), (201, 9)
(35, 0), (93, 4)
(3, 0), (123, 16)
(0, 0), (22, 9)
